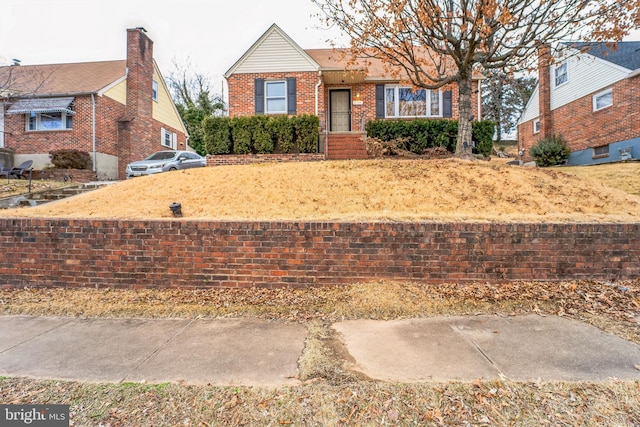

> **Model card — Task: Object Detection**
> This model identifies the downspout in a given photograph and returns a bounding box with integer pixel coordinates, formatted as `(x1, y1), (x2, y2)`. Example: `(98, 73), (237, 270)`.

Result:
(477, 80), (482, 120)
(314, 70), (327, 159)
(0, 102), (4, 148)
(91, 93), (97, 176)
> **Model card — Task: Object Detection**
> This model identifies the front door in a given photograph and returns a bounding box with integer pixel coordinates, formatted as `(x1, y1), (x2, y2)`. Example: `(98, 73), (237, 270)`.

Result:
(330, 90), (351, 132)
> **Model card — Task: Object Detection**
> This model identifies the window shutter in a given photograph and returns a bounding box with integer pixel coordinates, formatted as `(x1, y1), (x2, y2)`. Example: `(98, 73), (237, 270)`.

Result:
(161, 127), (166, 145)
(443, 90), (452, 118)
(255, 78), (264, 114)
(172, 132), (177, 149)
(375, 84), (385, 118)
(286, 77), (296, 115)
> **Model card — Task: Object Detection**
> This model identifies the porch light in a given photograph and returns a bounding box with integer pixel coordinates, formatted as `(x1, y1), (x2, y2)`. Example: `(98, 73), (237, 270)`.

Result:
(169, 202), (182, 217)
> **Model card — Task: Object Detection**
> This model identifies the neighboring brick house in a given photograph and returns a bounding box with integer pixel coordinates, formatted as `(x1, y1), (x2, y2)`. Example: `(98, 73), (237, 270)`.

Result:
(518, 42), (640, 165)
(225, 24), (483, 159)
(0, 28), (187, 180)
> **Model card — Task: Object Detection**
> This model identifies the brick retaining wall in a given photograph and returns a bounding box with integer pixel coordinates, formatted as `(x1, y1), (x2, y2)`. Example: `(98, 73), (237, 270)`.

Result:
(1, 219), (638, 288)
(206, 153), (324, 167)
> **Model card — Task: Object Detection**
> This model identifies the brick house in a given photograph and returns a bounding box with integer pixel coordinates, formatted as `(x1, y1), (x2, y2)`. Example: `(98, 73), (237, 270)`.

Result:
(0, 28), (187, 180)
(225, 24), (483, 159)
(518, 42), (640, 165)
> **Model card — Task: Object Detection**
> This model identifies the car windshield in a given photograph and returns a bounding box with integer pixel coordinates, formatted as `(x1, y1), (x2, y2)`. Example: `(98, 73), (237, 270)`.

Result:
(146, 152), (177, 161)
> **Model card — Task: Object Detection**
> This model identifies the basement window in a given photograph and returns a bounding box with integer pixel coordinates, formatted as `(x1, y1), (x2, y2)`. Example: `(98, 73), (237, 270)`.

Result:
(593, 145), (609, 158)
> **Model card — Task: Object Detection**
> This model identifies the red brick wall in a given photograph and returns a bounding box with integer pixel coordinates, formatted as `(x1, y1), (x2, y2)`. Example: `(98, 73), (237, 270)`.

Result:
(227, 72), (321, 118)
(518, 72), (640, 161)
(1, 219), (637, 288)
(206, 153), (324, 167)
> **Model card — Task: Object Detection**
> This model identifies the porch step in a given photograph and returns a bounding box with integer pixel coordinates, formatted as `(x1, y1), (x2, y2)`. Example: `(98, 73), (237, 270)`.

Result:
(327, 133), (369, 160)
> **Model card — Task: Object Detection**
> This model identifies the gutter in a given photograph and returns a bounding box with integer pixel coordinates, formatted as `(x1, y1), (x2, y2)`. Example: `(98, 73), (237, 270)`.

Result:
(627, 69), (640, 79)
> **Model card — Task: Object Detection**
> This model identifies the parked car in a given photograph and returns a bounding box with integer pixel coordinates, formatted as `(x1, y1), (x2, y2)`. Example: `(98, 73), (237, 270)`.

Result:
(126, 150), (206, 178)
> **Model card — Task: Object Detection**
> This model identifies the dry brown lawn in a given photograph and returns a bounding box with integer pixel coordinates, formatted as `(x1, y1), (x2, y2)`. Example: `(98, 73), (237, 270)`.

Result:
(3, 158), (640, 222)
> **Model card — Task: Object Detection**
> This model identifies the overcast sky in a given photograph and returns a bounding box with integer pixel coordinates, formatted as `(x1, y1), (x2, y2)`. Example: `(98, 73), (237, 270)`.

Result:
(0, 0), (346, 94)
(2, 0), (639, 98)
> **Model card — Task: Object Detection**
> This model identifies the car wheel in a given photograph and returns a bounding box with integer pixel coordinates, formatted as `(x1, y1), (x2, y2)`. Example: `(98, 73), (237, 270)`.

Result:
(169, 167), (177, 171)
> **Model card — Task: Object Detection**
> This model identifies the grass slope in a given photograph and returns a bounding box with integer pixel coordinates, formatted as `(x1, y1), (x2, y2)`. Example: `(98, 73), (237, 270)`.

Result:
(3, 159), (640, 222)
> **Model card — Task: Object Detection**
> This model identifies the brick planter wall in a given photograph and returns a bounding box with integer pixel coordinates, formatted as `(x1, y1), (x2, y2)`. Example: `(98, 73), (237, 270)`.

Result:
(31, 169), (97, 183)
(1, 219), (638, 289)
(206, 153), (325, 167)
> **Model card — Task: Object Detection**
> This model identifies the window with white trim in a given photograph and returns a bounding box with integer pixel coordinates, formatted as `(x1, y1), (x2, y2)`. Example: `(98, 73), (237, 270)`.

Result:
(593, 88), (612, 111)
(385, 86), (442, 117)
(265, 81), (286, 114)
(533, 119), (541, 134)
(152, 80), (159, 101)
(27, 111), (73, 131)
(554, 62), (568, 87)
(161, 127), (177, 149)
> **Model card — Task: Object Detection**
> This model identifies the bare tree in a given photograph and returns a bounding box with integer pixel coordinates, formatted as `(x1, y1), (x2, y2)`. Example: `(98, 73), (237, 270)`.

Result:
(167, 58), (225, 155)
(313, 0), (639, 158)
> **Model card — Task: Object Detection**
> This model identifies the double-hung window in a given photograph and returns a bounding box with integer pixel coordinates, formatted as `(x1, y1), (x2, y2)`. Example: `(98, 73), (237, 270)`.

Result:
(152, 80), (159, 101)
(161, 127), (177, 149)
(554, 62), (568, 87)
(27, 111), (73, 131)
(385, 86), (442, 118)
(265, 81), (286, 114)
(593, 88), (612, 111)
(533, 119), (541, 134)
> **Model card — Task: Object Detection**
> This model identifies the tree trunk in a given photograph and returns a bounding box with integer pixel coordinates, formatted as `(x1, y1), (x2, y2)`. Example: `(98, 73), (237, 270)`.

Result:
(455, 70), (475, 159)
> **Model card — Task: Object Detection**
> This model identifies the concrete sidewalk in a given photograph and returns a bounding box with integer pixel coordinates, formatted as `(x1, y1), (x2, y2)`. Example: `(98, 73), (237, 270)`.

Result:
(0, 315), (638, 385)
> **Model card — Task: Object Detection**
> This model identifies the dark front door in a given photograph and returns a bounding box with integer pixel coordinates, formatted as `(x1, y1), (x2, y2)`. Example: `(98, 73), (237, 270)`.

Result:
(330, 89), (351, 132)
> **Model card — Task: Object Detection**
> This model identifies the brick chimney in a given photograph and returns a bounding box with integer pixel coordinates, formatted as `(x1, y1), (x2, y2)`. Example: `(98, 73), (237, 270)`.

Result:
(118, 27), (154, 179)
(538, 44), (553, 139)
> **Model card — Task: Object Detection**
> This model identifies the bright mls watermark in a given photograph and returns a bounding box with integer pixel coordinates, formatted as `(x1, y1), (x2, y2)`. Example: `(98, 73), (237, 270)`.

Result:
(0, 405), (69, 426)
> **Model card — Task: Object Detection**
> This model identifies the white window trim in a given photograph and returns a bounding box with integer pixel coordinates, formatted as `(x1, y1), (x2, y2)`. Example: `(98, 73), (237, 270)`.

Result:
(152, 80), (159, 102)
(554, 62), (568, 88)
(161, 127), (177, 149)
(533, 119), (541, 134)
(592, 88), (613, 112)
(384, 85), (442, 118)
(26, 111), (73, 132)
(265, 80), (287, 114)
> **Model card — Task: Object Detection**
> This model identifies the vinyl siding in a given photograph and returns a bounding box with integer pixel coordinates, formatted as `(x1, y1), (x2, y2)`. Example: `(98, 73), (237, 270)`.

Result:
(551, 53), (629, 110)
(519, 85), (539, 124)
(103, 79), (127, 104)
(233, 29), (318, 74)
(151, 65), (187, 134)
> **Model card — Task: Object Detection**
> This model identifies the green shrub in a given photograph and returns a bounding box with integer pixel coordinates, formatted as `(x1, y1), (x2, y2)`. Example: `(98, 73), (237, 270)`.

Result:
(202, 117), (232, 154)
(472, 121), (496, 157)
(268, 115), (295, 153)
(49, 149), (92, 169)
(366, 119), (483, 154)
(231, 117), (253, 154)
(293, 115), (320, 153)
(529, 135), (571, 167)
(252, 116), (274, 154)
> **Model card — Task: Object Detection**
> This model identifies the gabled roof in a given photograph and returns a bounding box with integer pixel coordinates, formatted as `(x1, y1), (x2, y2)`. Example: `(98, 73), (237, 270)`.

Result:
(0, 60), (126, 98)
(224, 24), (320, 77)
(563, 41), (640, 71)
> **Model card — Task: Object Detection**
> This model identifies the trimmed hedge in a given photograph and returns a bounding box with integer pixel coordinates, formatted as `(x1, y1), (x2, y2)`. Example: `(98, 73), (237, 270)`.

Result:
(202, 115), (319, 155)
(366, 119), (496, 156)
